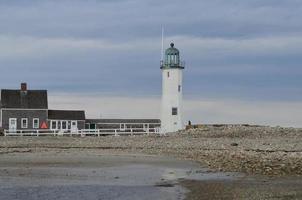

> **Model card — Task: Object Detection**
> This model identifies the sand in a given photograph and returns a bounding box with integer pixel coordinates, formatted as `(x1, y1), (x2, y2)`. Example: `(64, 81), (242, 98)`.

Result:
(1, 125), (301, 176)
(0, 125), (301, 199)
(0, 149), (301, 199)
(0, 150), (189, 200)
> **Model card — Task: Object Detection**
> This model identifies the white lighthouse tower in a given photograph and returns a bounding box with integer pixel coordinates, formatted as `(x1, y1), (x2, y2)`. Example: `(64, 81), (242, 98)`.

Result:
(160, 43), (185, 133)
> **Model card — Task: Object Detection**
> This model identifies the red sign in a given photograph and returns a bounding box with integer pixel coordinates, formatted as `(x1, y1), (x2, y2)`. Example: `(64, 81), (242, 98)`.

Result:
(40, 122), (48, 129)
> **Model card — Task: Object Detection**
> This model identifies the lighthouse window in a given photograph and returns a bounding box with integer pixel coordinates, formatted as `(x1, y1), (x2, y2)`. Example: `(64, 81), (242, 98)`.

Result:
(178, 85), (181, 92)
(167, 72), (170, 77)
(172, 107), (178, 115)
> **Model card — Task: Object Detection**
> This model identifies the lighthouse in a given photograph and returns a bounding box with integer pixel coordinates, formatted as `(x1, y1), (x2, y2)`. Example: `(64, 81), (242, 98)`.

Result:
(160, 43), (185, 133)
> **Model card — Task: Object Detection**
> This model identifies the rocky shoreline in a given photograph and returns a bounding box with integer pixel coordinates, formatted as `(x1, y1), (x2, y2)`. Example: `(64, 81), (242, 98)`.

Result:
(0, 124), (301, 176)
(173, 125), (302, 176)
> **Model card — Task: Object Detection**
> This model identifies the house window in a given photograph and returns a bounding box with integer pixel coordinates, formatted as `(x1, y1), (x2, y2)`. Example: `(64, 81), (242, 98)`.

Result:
(21, 118), (28, 129)
(143, 123), (148, 131)
(172, 107), (178, 115)
(61, 121), (67, 130)
(120, 123), (125, 131)
(89, 124), (96, 129)
(33, 118), (39, 129)
(51, 121), (57, 130)
(178, 85), (181, 92)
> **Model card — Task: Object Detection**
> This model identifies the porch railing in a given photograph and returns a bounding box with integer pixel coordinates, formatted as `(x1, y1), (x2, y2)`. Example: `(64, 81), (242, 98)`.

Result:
(3, 127), (162, 136)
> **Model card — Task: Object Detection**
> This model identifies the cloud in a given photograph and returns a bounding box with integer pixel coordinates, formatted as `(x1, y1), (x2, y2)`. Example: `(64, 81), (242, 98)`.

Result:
(0, 35), (157, 60)
(1, 34), (302, 61)
(174, 35), (302, 56)
(0, 0), (301, 126)
(49, 93), (161, 119)
(48, 93), (302, 127)
(185, 98), (302, 127)
(1, 0), (302, 40)
(0, 33), (301, 101)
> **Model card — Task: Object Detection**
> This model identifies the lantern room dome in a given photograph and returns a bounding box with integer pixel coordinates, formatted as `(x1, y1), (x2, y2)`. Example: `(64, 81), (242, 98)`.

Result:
(160, 43), (184, 69)
(165, 43), (179, 55)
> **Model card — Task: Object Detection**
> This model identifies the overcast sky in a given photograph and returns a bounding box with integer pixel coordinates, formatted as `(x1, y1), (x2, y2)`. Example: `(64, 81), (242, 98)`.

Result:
(0, 0), (302, 126)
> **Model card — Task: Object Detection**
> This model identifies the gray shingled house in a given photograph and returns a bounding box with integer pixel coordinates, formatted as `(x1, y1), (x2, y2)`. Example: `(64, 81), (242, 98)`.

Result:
(0, 83), (85, 132)
(0, 83), (48, 131)
(0, 83), (160, 134)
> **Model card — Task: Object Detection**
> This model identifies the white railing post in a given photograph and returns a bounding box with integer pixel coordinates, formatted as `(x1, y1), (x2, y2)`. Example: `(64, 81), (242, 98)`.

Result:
(115, 129), (118, 136)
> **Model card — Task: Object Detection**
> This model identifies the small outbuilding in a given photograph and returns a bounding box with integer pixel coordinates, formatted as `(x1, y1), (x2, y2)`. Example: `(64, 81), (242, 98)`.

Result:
(85, 119), (161, 133)
(48, 110), (85, 132)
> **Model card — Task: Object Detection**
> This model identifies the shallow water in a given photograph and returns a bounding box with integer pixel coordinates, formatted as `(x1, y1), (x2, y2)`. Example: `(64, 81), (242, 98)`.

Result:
(0, 153), (206, 200)
(0, 185), (183, 200)
(0, 152), (301, 200)
(0, 165), (188, 200)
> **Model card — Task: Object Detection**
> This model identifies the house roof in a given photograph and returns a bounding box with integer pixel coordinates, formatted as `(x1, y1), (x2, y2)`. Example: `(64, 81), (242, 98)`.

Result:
(86, 119), (161, 124)
(0, 89), (48, 109)
(48, 110), (86, 120)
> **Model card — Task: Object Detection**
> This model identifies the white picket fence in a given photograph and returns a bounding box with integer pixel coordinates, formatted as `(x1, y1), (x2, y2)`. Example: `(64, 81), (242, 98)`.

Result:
(3, 127), (162, 137)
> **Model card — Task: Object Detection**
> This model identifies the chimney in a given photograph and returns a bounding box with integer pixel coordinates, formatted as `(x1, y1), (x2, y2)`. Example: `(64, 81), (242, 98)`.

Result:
(21, 83), (27, 92)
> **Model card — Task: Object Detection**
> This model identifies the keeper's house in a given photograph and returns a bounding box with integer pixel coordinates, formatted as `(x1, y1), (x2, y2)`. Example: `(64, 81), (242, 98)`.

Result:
(0, 83), (85, 131)
(0, 83), (160, 133)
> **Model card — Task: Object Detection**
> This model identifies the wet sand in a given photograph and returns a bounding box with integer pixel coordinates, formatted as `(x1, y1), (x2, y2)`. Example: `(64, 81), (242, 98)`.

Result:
(0, 150), (301, 200)
(181, 177), (302, 200)
(0, 151), (188, 200)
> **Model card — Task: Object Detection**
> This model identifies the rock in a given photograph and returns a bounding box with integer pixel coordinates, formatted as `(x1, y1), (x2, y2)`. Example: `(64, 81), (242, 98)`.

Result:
(231, 143), (239, 146)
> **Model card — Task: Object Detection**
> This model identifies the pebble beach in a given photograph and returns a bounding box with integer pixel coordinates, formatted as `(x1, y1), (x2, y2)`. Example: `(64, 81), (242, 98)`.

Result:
(0, 124), (301, 176)
(0, 125), (302, 199)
